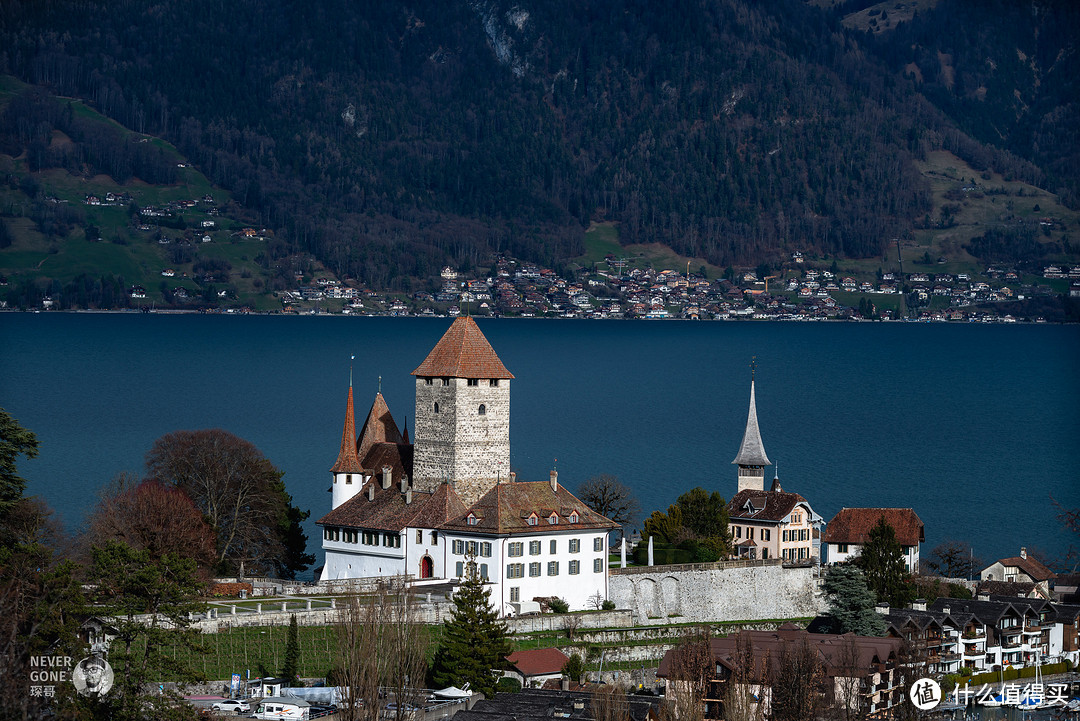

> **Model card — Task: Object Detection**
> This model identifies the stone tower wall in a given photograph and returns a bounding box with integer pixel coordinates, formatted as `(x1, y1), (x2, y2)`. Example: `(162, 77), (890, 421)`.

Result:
(413, 376), (510, 505)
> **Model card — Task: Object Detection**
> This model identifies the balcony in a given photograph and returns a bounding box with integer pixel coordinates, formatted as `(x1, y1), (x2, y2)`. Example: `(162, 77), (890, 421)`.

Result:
(1023, 623), (1042, 634)
(962, 629), (985, 640)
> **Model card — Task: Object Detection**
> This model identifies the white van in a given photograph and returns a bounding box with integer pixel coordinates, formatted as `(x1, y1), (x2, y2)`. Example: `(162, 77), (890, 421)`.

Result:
(252, 696), (310, 720)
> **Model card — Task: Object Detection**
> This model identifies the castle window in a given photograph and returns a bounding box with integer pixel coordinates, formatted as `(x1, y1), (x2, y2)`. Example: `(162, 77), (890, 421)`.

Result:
(594, 558), (603, 573)
(431, 531), (438, 545)
(508, 542), (524, 557)
(510, 586), (520, 602)
(455, 561), (464, 577)
(441, 377), (450, 386)
(547, 561), (559, 576)
(762, 529), (770, 541)
(569, 539), (580, 553)
(529, 541), (541, 555)
(594, 537), (604, 552)
(489, 379), (499, 387)
(346, 474), (352, 484)
(837, 543), (849, 553)
(569, 560), (580, 575)
(433, 402), (439, 413)
(548, 513), (558, 525)
(416, 530), (422, 544)
(550, 539), (557, 554)
(480, 542), (492, 557)
(478, 404), (486, 415)
(529, 562), (541, 577)
(467, 541), (478, 556)
(467, 378), (479, 386)
(480, 563), (489, 579)
(762, 548), (768, 559)
(424, 377), (433, 385)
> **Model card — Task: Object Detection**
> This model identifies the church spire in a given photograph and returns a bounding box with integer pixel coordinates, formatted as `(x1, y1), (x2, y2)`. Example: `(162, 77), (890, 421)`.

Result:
(330, 380), (363, 475)
(732, 376), (772, 492)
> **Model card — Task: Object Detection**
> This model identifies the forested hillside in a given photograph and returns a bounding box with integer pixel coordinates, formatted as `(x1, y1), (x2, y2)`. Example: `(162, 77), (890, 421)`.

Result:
(0, 0), (1075, 290)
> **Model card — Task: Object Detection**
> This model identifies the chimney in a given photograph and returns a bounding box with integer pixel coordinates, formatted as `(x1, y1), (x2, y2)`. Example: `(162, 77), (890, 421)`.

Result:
(550, 469), (558, 493)
(405, 488), (412, 505)
(561, 676), (569, 691)
(875, 602), (889, 615)
(912, 599), (927, 612)
(367, 483), (375, 501)
(382, 466), (392, 489)
(1020, 547), (1027, 559)
(400, 474), (407, 493)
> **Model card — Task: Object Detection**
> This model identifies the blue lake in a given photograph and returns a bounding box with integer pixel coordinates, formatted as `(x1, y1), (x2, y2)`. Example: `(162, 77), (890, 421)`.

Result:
(1, 313), (1077, 577)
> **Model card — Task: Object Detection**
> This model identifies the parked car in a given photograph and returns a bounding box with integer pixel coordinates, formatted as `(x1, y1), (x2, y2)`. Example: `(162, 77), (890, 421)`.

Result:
(309, 703), (338, 718)
(212, 699), (251, 714)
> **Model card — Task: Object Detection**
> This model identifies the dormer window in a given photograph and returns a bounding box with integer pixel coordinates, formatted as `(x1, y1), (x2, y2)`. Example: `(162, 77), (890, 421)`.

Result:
(548, 513), (559, 525)
(467, 513), (479, 526)
(424, 377), (433, 385)
(568, 511), (579, 524)
(441, 377), (450, 386)
(526, 513), (538, 526)
(489, 379), (499, 387)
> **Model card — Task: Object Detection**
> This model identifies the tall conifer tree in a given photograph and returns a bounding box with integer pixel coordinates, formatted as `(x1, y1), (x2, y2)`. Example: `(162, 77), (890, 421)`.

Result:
(432, 565), (511, 698)
(857, 516), (914, 607)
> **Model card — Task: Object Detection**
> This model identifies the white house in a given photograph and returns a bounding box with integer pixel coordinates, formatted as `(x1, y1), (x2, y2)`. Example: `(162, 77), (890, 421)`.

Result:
(821, 508), (924, 572)
(318, 316), (616, 612)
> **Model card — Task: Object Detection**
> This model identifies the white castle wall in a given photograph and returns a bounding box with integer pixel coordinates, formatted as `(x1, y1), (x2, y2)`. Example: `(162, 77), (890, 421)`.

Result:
(413, 376), (510, 505)
(609, 560), (825, 624)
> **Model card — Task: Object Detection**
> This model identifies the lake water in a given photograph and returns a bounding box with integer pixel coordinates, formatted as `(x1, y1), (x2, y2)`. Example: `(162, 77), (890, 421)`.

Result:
(1, 313), (1077, 578)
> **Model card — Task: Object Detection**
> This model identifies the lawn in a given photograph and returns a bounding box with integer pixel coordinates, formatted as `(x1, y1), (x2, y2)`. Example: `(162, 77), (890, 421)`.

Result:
(575, 222), (725, 278)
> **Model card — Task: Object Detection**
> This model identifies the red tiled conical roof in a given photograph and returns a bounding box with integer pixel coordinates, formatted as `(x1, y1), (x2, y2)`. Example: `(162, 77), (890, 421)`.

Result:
(411, 316), (514, 379)
(330, 385), (363, 474)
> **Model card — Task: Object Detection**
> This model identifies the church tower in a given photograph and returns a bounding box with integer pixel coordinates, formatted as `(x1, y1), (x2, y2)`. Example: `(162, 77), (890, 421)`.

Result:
(411, 316), (513, 506)
(330, 381), (364, 510)
(732, 377), (772, 492)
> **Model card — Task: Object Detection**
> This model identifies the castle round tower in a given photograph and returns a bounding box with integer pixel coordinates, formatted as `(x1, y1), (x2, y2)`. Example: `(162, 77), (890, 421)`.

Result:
(411, 316), (513, 506)
(330, 383), (365, 510)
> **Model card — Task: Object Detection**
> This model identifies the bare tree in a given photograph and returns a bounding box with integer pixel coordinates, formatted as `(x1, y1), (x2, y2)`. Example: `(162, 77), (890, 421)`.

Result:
(587, 590), (605, 610)
(563, 613), (584, 641)
(723, 633), (766, 721)
(768, 638), (825, 721)
(830, 636), (866, 721)
(591, 684), (631, 721)
(145, 429), (312, 576)
(336, 579), (428, 721)
(86, 473), (216, 571)
(662, 629), (711, 721)
(925, 540), (982, 579)
(576, 475), (640, 537)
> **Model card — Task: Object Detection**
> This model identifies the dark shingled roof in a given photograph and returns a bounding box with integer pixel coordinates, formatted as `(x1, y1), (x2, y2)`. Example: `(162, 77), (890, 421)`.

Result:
(440, 479), (617, 535)
(976, 580), (1040, 599)
(450, 689), (658, 721)
(729, 488), (810, 522)
(411, 316), (514, 379)
(659, 624), (901, 683)
(731, 380), (771, 467)
(822, 508), (924, 547)
(330, 385), (363, 474)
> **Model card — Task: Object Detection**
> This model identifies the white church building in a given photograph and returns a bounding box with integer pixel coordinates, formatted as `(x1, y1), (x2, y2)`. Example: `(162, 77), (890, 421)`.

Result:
(317, 316), (616, 613)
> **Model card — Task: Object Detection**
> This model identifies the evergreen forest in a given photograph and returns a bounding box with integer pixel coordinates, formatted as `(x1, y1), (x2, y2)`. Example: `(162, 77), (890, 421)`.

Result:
(0, 0), (1077, 291)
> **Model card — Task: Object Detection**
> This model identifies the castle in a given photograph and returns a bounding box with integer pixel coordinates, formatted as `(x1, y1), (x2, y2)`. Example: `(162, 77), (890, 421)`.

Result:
(317, 316), (616, 613)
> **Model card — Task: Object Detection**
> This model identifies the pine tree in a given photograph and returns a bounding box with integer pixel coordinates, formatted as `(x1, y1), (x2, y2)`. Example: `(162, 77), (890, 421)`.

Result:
(281, 613), (300, 685)
(431, 565), (511, 698)
(857, 516), (914, 608)
(823, 564), (887, 636)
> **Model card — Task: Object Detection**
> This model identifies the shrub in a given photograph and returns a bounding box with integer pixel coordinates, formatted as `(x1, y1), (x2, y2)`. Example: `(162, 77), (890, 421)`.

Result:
(562, 653), (585, 681)
(601, 600), (616, 611)
(495, 676), (521, 694)
(549, 597), (570, 614)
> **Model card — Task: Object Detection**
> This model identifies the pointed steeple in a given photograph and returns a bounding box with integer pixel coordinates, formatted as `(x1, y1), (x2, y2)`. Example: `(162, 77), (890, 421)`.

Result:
(330, 384), (363, 474)
(356, 392), (405, 462)
(732, 379), (772, 467)
(401, 415), (410, 444)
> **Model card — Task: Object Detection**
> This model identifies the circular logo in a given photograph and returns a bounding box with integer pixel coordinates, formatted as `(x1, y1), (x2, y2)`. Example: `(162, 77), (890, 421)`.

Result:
(909, 677), (941, 711)
(72, 655), (114, 697)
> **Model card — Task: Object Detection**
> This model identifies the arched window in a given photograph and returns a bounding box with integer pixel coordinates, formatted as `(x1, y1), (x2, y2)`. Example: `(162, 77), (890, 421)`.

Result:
(478, 404), (486, 415)
(433, 402), (440, 413)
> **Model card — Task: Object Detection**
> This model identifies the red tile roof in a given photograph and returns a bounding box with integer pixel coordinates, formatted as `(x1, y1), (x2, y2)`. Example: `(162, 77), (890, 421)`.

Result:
(411, 316), (514, 379)
(330, 385), (363, 474)
(822, 508), (924, 547)
(506, 648), (570, 677)
(440, 479), (617, 535)
(992, 554), (1056, 583)
(356, 392), (404, 461)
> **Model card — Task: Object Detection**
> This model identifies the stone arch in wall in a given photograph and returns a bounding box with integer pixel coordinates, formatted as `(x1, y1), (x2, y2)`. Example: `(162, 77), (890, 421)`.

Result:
(634, 578), (664, 619)
(661, 576), (680, 616)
